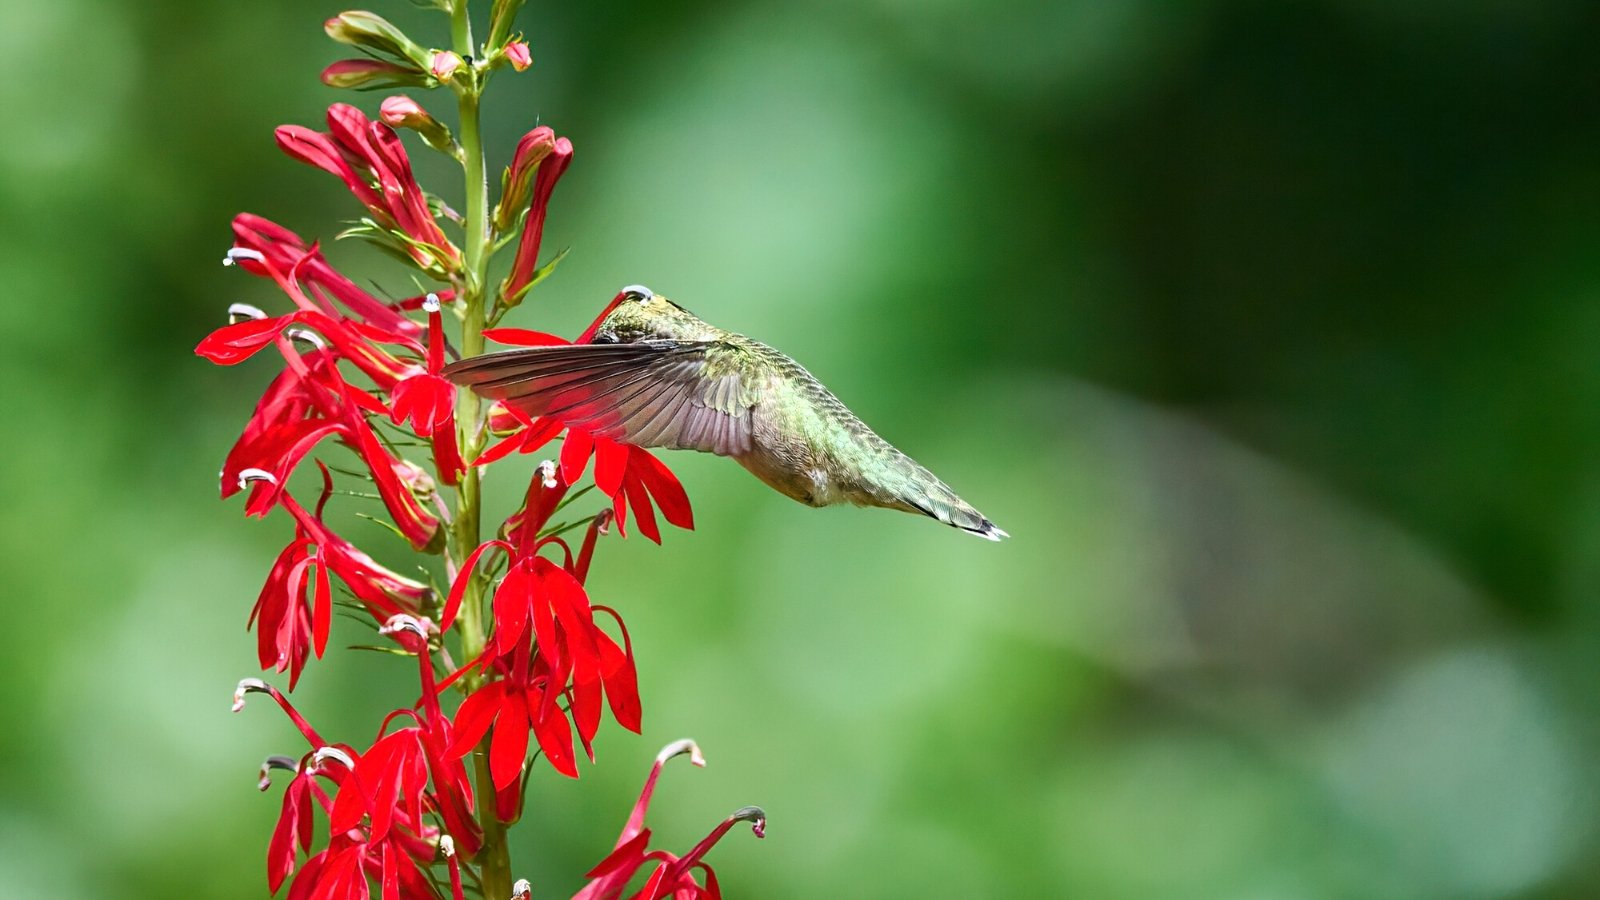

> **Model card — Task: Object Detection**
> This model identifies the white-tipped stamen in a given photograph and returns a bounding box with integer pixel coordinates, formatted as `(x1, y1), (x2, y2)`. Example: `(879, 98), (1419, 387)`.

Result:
(594, 507), (614, 536)
(228, 302), (269, 322)
(537, 460), (558, 489)
(439, 835), (456, 858)
(285, 327), (327, 351)
(379, 614), (431, 639)
(422, 292), (442, 313)
(731, 805), (768, 838)
(312, 746), (356, 771)
(237, 468), (278, 490)
(223, 247), (266, 266)
(233, 677), (269, 712)
(512, 878), (532, 899)
(656, 738), (705, 768)
(258, 755), (298, 791)
(620, 283), (654, 302)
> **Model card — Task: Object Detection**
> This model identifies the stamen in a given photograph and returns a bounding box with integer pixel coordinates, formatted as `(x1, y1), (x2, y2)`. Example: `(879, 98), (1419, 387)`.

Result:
(237, 468), (278, 490)
(439, 835), (456, 858)
(257, 755), (299, 791)
(312, 746), (356, 771)
(379, 614), (431, 639)
(594, 507), (614, 536)
(422, 292), (442, 313)
(228, 302), (269, 322)
(223, 248), (266, 266)
(232, 677), (270, 712)
(512, 878), (532, 899)
(620, 284), (654, 302)
(284, 327), (327, 350)
(731, 805), (767, 839)
(656, 738), (705, 768)
(537, 460), (558, 489)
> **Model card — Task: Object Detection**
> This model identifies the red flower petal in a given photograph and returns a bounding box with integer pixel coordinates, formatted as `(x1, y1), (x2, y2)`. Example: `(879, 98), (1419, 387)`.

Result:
(446, 681), (506, 759)
(630, 448), (694, 530)
(489, 691), (530, 789)
(530, 690), (578, 778)
(482, 327), (570, 347)
(560, 427), (594, 484)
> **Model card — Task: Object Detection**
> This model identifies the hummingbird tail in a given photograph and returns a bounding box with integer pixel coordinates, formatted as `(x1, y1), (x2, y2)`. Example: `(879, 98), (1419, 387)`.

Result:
(904, 485), (1007, 541)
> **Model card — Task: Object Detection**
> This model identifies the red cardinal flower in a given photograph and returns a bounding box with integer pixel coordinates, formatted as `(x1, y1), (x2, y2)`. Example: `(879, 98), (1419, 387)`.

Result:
(199, 299), (442, 549)
(574, 740), (765, 900)
(243, 468), (430, 687)
(441, 468), (642, 785)
(388, 294), (463, 484)
(230, 214), (430, 346)
(276, 104), (459, 272)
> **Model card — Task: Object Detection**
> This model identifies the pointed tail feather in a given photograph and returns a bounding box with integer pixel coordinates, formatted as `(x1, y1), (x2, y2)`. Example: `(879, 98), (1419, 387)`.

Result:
(902, 487), (1007, 541)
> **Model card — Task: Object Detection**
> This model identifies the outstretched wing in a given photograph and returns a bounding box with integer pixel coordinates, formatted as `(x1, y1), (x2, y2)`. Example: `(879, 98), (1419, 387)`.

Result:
(441, 341), (759, 456)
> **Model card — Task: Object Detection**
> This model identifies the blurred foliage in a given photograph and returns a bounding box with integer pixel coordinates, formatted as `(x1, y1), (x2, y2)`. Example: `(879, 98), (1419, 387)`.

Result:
(3, 0), (1600, 897)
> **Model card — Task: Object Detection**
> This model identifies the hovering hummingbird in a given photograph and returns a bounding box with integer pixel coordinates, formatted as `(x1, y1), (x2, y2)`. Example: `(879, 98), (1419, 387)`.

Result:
(442, 286), (1006, 540)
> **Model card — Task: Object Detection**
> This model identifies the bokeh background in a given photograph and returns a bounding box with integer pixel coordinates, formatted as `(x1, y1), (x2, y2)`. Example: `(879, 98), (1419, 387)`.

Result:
(5, 0), (1600, 896)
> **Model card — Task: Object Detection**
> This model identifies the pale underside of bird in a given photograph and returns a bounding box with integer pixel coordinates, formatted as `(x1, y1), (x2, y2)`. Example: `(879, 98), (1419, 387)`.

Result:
(441, 286), (1006, 540)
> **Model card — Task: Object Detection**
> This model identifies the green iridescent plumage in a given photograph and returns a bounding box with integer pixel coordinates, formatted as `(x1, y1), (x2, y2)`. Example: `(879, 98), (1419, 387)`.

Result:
(443, 287), (1005, 540)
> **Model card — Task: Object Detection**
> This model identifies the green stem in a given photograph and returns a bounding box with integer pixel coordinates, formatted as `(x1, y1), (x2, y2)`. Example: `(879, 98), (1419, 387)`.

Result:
(448, 3), (514, 898)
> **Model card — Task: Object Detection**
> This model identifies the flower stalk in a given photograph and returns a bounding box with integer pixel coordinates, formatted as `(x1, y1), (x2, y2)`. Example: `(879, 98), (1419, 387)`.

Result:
(444, 6), (513, 896)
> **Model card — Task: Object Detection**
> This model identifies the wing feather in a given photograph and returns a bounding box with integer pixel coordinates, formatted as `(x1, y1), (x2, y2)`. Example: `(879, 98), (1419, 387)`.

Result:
(441, 341), (758, 456)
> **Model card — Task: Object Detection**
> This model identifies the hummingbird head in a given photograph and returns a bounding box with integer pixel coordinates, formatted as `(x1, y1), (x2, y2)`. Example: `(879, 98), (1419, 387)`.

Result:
(586, 284), (718, 344)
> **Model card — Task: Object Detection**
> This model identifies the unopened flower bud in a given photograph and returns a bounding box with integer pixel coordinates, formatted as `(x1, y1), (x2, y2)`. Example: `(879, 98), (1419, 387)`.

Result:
(488, 0), (527, 47)
(504, 41), (532, 72)
(380, 96), (457, 157)
(321, 58), (430, 91)
(324, 11), (430, 68)
(493, 126), (556, 233)
(431, 50), (465, 81)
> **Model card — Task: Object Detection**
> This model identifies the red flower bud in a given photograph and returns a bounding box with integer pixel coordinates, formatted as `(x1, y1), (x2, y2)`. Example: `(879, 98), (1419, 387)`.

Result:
(504, 41), (532, 71)
(380, 95), (456, 156)
(493, 126), (556, 234)
(501, 135), (573, 303)
(320, 58), (428, 90)
(431, 50), (464, 81)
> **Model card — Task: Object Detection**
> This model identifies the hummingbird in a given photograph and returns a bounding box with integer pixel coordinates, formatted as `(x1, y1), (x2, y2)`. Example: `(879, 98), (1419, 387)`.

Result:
(442, 285), (1006, 540)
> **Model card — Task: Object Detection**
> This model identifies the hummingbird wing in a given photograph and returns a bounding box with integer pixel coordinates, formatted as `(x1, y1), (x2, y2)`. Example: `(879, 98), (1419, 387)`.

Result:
(441, 341), (758, 456)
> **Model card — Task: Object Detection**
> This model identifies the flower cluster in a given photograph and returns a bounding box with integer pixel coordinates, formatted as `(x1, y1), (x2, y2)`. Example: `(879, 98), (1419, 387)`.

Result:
(200, 3), (761, 897)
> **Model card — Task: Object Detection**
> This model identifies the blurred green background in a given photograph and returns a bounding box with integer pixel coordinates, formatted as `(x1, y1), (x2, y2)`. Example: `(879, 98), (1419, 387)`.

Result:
(4, 0), (1600, 896)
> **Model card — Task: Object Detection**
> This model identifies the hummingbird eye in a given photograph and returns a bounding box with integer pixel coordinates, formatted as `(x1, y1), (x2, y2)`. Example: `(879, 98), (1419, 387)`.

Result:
(620, 284), (654, 304)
